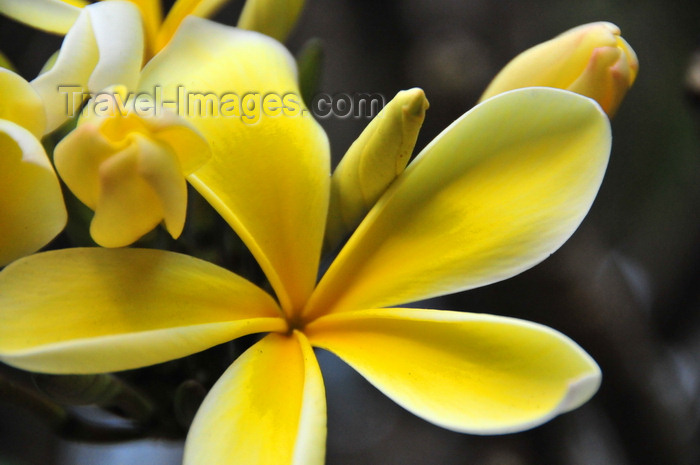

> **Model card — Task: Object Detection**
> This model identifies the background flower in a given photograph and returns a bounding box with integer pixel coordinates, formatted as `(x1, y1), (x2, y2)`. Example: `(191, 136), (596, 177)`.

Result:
(0, 68), (66, 267)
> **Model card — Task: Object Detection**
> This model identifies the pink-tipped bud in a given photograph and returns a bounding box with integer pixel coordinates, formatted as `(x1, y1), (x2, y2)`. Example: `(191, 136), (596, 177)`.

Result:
(479, 22), (638, 117)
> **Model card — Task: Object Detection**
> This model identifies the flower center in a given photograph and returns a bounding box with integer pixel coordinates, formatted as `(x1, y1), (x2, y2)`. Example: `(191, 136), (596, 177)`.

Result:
(284, 311), (309, 334)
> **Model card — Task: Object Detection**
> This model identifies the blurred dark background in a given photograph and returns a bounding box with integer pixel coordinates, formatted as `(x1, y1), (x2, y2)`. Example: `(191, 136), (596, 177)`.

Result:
(2, 0), (700, 464)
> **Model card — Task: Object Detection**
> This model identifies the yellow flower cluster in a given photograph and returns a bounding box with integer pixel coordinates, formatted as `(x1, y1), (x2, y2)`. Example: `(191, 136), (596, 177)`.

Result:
(0, 2), (636, 464)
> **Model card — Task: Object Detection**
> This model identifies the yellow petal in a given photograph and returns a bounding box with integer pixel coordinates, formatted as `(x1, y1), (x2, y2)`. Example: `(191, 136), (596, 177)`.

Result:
(0, 68), (46, 138)
(88, 135), (186, 247)
(0, 0), (85, 34)
(140, 18), (330, 316)
(31, 1), (144, 133)
(53, 123), (112, 211)
(154, 0), (231, 53)
(136, 134), (189, 239)
(306, 308), (600, 434)
(567, 43), (633, 117)
(237, 0), (306, 42)
(0, 248), (285, 373)
(185, 331), (325, 465)
(122, 0), (162, 57)
(304, 88), (610, 318)
(0, 120), (66, 267)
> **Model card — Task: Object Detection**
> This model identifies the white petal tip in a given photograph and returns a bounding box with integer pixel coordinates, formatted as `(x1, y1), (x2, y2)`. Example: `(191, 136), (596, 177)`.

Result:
(557, 368), (603, 414)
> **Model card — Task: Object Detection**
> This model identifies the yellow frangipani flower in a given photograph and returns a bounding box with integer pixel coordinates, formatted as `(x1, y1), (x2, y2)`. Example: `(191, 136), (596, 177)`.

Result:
(1, 0), (306, 129)
(0, 0), (305, 60)
(0, 18), (611, 465)
(1, 2), (210, 247)
(0, 0), (221, 59)
(53, 86), (211, 247)
(479, 22), (638, 117)
(0, 68), (66, 266)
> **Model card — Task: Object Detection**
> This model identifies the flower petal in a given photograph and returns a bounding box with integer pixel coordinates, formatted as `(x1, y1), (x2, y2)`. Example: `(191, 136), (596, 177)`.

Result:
(89, 134), (186, 247)
(122, 0), (162, 57)
(0, 68), (46, 138)
(304, 88), (610, 318)
(0, 120), (66, 267)
(306, 308), (600, 434)
(567, 44), (632, 117)
(137, 135), (189, 240)
(184, 331), (326, 465)
(0, 0), (84, 34)
(53, 122), (116, 211)
(0, 248), (285, 373)
(140, 18), (330, 315)
(31, 1), (144, 133)
(128, 104), (212, 176)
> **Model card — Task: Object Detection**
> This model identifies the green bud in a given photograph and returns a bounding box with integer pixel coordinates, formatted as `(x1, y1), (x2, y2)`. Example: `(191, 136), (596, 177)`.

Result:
(174, 379), (207, 430)
(0, 50), (16, 72)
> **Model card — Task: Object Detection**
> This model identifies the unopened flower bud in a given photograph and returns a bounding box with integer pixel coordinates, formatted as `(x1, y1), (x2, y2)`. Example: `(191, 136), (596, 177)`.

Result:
(479, 22), (638, 116)
(54, 86), (211, 248)
(325, 88), (429, 250)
